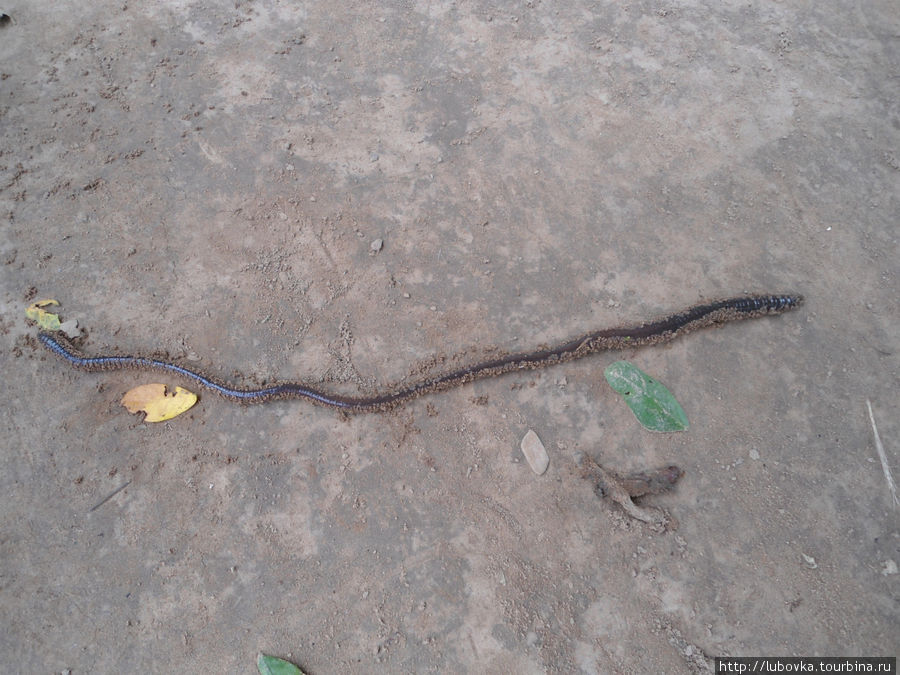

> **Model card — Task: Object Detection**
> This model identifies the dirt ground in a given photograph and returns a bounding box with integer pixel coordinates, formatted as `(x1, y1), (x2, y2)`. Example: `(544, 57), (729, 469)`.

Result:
(1, 1), (897, 673)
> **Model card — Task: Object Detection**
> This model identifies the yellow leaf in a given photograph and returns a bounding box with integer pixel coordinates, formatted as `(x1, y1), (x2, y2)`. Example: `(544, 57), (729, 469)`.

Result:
(121, 383), (197, 422)
(26, 299), (62, 331)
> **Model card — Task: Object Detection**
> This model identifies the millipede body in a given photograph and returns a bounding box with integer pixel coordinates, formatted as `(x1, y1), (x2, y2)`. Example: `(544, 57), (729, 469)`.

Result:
(39, 294), (803, 413)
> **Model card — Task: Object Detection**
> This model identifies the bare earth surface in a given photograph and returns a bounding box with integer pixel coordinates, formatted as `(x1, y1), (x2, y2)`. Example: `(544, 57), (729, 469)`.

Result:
(1, 1), (898, 673)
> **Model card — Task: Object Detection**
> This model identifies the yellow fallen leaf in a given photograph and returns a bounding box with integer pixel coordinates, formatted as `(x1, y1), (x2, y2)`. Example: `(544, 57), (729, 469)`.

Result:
(26, 299), (62, 331)
(121, 383), (197, 422)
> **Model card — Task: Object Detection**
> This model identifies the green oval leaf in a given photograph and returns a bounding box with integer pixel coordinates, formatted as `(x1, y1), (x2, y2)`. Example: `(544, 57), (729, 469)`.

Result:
(257, 653), (305, 675)
(604, 361), (689, 432)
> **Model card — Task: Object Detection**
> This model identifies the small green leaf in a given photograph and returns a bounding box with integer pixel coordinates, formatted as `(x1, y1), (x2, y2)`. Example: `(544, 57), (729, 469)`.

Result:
(604, 361), (689, 432)
(257, 653), (305, 675)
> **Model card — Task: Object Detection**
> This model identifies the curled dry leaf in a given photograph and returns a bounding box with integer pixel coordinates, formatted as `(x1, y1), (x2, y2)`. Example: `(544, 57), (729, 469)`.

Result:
(25, 299), (62, 331)
(121, 383), (197, 422)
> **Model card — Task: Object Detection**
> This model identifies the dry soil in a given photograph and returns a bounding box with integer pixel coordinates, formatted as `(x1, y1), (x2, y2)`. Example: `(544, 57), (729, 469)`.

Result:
(1, 1), (898, 673)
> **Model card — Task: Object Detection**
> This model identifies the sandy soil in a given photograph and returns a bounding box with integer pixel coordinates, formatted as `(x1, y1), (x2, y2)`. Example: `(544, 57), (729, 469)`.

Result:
(1, 1), (897, 673)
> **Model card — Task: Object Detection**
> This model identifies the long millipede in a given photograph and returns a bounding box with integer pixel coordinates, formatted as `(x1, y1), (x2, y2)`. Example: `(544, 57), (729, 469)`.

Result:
(38, 294), (803, 413)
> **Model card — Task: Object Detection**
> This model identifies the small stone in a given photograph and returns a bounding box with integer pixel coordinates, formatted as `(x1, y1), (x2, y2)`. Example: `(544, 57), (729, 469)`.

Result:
(749, 448), (760, 460)
(520, 429), (549, 475)
(882, 559), (898, 576)
(801, 553), (818, 569)
(59, 319), (81, 339)
(370, 238), (383, 252)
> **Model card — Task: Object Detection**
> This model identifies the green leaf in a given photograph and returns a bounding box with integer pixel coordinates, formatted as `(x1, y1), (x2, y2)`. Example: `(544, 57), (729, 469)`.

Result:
(603, 361), (689, 432)
(257, 653), (305, 675)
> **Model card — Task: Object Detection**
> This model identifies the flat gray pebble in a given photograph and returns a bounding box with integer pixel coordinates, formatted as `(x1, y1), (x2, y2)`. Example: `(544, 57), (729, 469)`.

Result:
(521, 429), (549, 475)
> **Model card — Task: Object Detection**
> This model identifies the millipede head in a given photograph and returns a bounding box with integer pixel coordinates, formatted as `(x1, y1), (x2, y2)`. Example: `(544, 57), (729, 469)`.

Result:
(769, 294), (804, 311)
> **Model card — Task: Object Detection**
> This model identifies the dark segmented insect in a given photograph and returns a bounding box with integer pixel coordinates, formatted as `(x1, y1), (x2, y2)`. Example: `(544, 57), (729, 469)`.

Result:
(39, 293), (803, 413)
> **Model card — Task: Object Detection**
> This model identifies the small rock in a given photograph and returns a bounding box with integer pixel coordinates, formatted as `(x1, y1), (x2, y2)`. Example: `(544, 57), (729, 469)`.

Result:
(370, 238), (383, 252)
(801, 553), (818, 569)
(59, 319), (81, 338)
(520, 429), (549, 475)
(749, 448), (760, 460)
(882, 559), (898, 576)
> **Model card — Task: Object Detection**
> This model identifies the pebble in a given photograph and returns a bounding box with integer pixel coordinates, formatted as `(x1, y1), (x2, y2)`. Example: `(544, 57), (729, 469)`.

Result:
(520, 429), (549, 475)
(59, 318), (81, 338)
(370, 238), (383, 252)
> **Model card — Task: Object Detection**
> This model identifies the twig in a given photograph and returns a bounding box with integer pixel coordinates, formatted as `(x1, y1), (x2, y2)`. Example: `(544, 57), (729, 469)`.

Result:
(866, 400), (898, 508)
(575, 452), (680, 531)
(89, 480), (132, 512)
